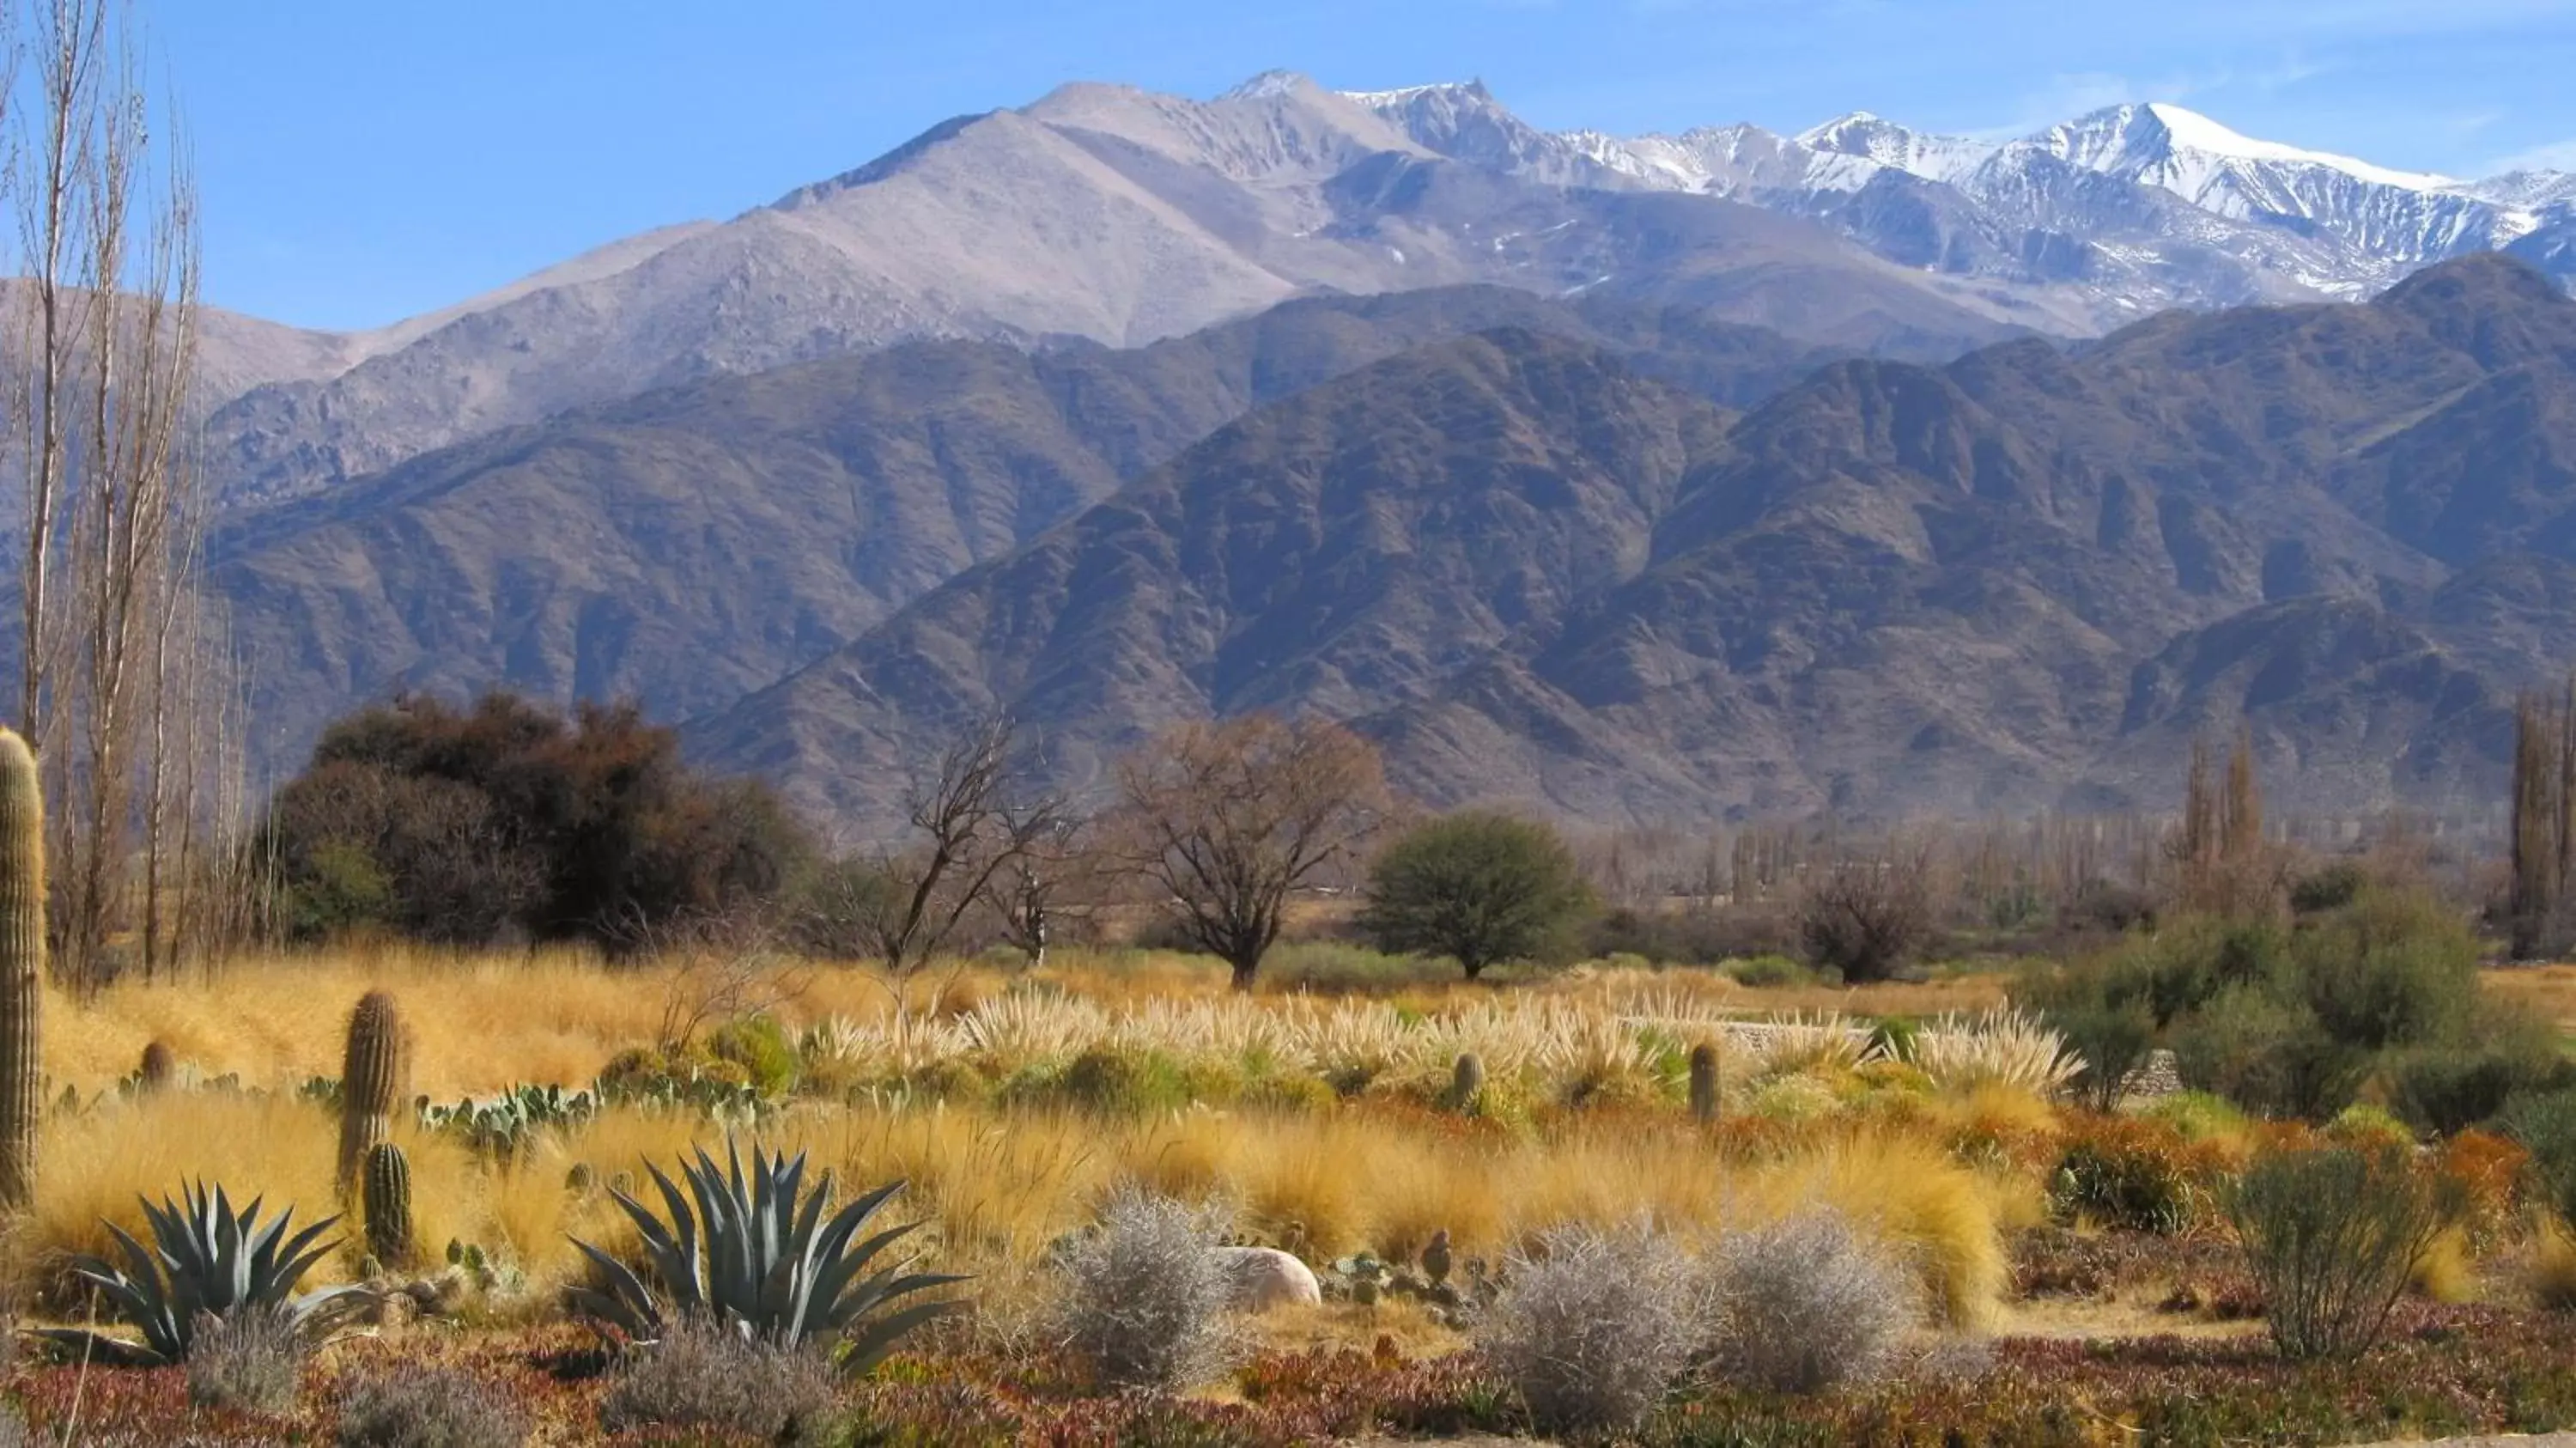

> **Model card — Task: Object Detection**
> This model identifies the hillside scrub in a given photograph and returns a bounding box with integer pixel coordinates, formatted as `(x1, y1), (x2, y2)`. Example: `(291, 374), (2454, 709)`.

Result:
(2031, 886), (2556, 1125)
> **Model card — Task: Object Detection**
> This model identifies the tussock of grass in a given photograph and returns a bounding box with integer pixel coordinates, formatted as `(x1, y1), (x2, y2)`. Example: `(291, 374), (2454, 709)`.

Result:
(2536, 1219), (2576, 1312)
(2413, 1225), (2479, 1304)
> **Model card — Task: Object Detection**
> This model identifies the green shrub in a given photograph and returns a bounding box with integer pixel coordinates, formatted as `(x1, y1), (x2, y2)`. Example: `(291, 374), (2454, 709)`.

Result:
(1019, 1048), (1235, 1116)
(2226, 1144), (2462, 1360)
(708, 1015), (801, 1097)
(2140, 1090), (2252, 1141)
(1726, 954), (1814, 989)
(261, 691), (811, 953)
(1236, 1070), (1338, 1114)
(2390, 1018), (2567, 1135)
(2289, 888), (2480, 1053)
(2172, 983), (2366, 1121)
(2061, 878), (2157, 935)
(2291, 861), (2368, 915)
(2326, 1104), (2415, 1151)
(2506, 1086), (2576, 1226)
(2020, 964), (2156, 1112)
(1358, 812), (1595, 980)
(2139, 917), (2287, 1027)
(1864, 1015), (1920, 1063)
(282, 841), (395, 943)
(1261, 940), (1439, 992)
(2052, 1120), (2203, 1234)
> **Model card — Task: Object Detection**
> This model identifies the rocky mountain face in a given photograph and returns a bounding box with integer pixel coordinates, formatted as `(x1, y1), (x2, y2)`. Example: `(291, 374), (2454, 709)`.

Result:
(1359, 85), (2576, 323)
(185, 72), (2576, 520)
(196, 76), (2016, 508)
(679, 254), (2576, 828)
(205, 285), (1843, 774)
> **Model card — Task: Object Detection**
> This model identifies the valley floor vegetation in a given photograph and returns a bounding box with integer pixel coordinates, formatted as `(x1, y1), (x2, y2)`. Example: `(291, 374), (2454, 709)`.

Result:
(15, 922), (2576, 1445)
(10, 701), (2576, 1444)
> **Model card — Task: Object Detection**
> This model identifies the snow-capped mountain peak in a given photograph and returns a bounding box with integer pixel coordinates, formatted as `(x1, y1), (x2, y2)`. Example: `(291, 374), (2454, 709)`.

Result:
(1343, 74), (2576, 311)
(1340, 78), (1492, 109)
(2142, 102), (2451, 191)
(1222, 69), (1323, 102)
(1795, 111), (1995, 184)
(1989, 101), (2506, 265)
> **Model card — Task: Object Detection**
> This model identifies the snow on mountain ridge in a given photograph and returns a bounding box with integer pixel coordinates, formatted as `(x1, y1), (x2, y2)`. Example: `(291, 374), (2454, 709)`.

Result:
(1795, 111), (1996, 185)
(1343, 73), (2576, 313)
(2140, 103), (2456, 191)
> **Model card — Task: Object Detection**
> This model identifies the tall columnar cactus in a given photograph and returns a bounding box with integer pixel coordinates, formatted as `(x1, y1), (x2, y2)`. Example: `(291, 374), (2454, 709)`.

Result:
(363, 1141), (415, 1270)
(1448, 1051), (1486, 1113)
(1688, 1042), (1721, 1125)
(337, 991), (406, 1194)
(138, 1039), (176, 1093)
(0, 731), (42, 1212)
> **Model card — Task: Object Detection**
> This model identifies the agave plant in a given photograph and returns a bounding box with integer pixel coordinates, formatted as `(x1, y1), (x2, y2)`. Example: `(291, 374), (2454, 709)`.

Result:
(569, 1142), (967, 1371)
(38, 1180), (374, 1366)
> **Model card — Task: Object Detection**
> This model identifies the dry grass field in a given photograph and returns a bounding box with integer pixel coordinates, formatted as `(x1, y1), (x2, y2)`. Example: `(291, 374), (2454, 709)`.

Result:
(11, 940), (2576, 1444)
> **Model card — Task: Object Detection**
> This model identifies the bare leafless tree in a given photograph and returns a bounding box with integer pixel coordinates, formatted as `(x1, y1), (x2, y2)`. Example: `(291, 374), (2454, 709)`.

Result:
(1794, 840), (1934, 984)
(830, 717), (1064, 989)
(983, 809), (1095, 970)
(1110, 715), (1388, 991)
(7, 0), (207, 989)
(623, 904), (808, 1055)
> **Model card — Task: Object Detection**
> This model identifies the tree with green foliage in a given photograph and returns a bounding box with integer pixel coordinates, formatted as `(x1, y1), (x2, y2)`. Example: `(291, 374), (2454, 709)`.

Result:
(1359, 812), (1595, 980)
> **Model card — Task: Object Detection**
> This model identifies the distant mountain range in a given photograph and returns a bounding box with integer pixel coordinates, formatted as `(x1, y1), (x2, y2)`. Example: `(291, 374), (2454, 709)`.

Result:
(206, 249), (2576, 827)
(195, 75), (2575, 508)
(160, 76), (2576, 829)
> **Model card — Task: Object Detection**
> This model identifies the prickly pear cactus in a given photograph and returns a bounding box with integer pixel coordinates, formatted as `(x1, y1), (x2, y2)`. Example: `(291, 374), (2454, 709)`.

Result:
(364, 1141), (415, 1269)
(0, 730), (44, 1212)
(337, 990), (405, 1193)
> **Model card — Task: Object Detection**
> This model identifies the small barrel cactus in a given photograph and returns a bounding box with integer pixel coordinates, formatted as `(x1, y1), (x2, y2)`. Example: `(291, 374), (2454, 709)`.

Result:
(1448, 1052), (1485, 1113)
(363, 1141), (415, 1270)
(0, 729), (43, 1212)
(1688, 1042), (1721, 1124)
(138, 1039), (176, 1094)
(337, 991), (406, 1194)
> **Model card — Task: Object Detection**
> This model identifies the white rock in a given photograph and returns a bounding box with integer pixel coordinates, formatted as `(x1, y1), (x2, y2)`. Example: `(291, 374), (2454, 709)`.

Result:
(1212, 1246), (1321, 1313)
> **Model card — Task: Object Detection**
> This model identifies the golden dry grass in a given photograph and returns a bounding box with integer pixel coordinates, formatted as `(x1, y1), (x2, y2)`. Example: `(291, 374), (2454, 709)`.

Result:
(15, 1083), (2029, 1332)
(3, 945), (2043, 1339)
(39, 946), (2013, 1101)
(2482, 964), (2576, 1040)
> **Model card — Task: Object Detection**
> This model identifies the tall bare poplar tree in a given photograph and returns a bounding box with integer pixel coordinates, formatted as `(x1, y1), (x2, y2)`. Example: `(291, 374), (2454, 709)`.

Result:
(8, 0), (206, 988)
(2511, 684), (2576, 959)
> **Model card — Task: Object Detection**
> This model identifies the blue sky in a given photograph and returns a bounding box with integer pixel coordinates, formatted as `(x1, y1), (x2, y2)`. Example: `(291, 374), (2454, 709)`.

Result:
(160, 0), (2576, 332)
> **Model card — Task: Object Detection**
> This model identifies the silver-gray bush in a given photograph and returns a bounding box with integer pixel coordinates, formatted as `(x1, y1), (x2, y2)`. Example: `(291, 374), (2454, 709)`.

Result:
(1704, 1208), (1919, 1395)
(1046, 1189), (1236, 1391)
(1474, 1221), (1704, 1435)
